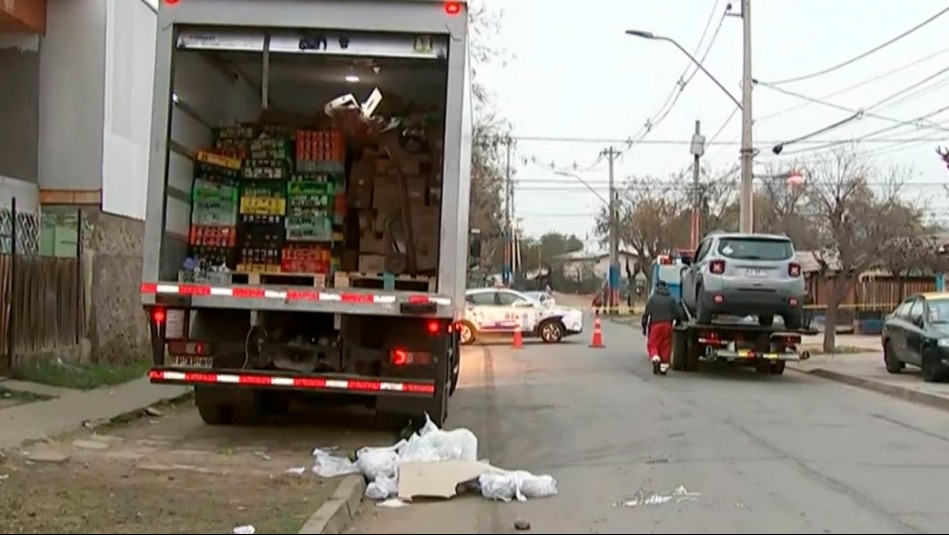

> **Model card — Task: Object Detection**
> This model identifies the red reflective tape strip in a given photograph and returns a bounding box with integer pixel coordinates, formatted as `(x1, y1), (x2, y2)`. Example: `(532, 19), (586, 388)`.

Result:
(348, 380), (381, 392)
(407, 295), (429, 304)
(232, 287), (266, 298)
(141, 283), (158, 294)
(293, 377), (328, 388)
(184, 372), (219, 383)
(179, 284), (212, 296)
(404, 382), (436, 394)
(340, 293), (374, 304)
(239, 374), (273, 386)
(287, 289), (322, 301)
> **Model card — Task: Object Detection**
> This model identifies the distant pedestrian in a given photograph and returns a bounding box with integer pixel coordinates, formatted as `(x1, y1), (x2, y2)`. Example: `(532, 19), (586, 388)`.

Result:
(641, 280), (685, 375)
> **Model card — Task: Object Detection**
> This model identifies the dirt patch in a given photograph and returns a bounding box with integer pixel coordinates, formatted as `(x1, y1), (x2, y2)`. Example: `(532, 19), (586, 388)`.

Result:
(0, 454), (337, 534)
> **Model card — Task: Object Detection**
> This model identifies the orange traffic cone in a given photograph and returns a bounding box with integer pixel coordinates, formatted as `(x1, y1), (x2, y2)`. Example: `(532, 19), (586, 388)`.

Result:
(589, 316), (605, 348)
(513, 318), (524, 349)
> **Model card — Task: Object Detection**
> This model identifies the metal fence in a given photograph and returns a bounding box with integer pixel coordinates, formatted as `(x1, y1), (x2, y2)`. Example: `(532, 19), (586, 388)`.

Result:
(0, 198), (86, 372)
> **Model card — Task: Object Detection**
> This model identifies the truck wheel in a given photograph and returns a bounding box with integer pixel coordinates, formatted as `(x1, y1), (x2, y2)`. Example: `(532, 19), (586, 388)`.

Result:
(195, 386), (232, 425)
(770, 361), (786, 375)
(459, 321), (477, 345)
(671, 330), (687, 371)
(449, 336), (461, 396)
(539, 319), (564, 343)
(685, 335), (701, 372)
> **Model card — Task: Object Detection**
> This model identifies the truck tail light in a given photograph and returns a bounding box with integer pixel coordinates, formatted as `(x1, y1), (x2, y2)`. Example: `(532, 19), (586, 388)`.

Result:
(167, 341), (209, 356)
(788, 262), (801, 277)
(390, 349), (433, 366)
(427, 320), (441, 335)
(152, 308), (166, 324)
(710, 260), (725, 274)
(445, 1), (461, 15)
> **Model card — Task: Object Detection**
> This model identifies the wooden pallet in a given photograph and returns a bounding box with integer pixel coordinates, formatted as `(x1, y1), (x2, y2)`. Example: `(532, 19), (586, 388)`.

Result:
(334, 271), (435, 292)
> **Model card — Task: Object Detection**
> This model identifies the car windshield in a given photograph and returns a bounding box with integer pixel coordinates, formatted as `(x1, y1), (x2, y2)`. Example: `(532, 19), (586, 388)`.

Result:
(928, 299), (949, 324)
(717, 237), (794, 261)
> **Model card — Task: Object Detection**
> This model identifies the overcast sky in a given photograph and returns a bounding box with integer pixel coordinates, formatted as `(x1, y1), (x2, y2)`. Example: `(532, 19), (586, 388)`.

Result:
(477, 0), (949, 250)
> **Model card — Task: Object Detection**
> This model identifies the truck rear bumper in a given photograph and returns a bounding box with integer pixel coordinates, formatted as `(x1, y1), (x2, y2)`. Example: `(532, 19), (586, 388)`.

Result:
(148, 368), (436, 397)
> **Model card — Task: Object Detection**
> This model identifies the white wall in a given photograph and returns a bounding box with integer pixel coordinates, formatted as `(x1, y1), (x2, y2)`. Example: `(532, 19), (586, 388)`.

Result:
(38, 0), (107, 192)
(101, 0), (156, 220)
(0, 175), (39, 212)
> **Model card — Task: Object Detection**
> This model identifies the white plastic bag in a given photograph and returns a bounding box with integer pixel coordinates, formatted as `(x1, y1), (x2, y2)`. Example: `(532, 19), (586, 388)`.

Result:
(365, 476), (399, 500)
(398, 424), (478, 464)
(479, 470), (558, 502)
(355, 447), (400, 482)
(311, 448), (360, 478)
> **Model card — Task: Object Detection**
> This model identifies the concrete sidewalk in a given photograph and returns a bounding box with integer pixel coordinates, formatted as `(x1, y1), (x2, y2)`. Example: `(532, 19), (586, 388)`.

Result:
(801, 333), (881, 353)
(0, 376), (190, 449)
(790, 352), (949, 411)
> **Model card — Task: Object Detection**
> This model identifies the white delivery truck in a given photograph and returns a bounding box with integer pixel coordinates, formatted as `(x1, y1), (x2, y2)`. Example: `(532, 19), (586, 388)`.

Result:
(140, 0), (475, 427)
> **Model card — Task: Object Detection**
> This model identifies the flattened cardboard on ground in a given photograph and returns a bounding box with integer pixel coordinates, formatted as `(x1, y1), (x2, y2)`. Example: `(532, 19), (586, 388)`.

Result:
(397, 460), (493, 500)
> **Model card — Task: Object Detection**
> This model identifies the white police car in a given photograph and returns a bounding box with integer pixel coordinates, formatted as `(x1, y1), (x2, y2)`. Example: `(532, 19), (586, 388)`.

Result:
(460, 288), (584, 345)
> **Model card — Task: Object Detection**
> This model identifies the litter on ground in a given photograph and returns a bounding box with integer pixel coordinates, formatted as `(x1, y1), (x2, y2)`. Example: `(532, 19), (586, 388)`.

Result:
(310, 414), (558, 503)
(232, 525), (255, 534)
(618, 486), (701, 508)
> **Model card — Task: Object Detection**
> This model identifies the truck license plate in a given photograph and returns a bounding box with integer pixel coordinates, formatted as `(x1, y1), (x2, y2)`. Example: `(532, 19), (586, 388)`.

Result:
(169, 355), (213, 369)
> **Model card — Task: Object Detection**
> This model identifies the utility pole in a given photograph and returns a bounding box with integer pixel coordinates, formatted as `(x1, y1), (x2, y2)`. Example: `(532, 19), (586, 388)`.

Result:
(603, 146), (621, 312)
(503, 137), (513, 285)
(689, 120), (705, 250)
(739, 0), (754, 233)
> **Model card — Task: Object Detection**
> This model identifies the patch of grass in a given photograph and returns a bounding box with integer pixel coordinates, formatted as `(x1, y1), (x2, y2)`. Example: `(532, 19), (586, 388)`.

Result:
(14, 358), (151, 390)
(0, 386), (51, 407)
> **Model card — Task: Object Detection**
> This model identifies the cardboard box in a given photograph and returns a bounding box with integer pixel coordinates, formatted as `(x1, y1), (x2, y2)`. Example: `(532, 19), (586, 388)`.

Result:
(372, 175), (427, 211)
(360, 232), (387, 255)
(358, 254), (386, 273)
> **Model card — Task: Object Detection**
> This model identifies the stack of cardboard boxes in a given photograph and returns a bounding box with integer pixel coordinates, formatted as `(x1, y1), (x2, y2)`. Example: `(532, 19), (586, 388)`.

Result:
(348, 124), (442, 275)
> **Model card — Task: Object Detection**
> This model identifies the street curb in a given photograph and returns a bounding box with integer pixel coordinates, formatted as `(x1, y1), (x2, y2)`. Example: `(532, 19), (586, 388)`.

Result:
(298, 475), (366, 534)
(793, 367), (949, 412)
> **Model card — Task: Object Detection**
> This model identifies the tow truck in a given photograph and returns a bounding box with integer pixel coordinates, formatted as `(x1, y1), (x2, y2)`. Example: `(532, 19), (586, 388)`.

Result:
(649, 252), (814, 375)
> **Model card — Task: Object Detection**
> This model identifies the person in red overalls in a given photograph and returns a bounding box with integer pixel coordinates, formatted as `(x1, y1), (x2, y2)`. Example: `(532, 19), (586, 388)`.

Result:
(640, 280), (685, 375)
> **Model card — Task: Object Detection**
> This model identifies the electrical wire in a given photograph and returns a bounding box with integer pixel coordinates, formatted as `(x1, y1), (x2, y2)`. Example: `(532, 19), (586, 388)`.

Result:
(757, 79), (949, 134)
(756, 44), (949, 122)
(760, 4), (949, 85)
(509, 134), (949, 146)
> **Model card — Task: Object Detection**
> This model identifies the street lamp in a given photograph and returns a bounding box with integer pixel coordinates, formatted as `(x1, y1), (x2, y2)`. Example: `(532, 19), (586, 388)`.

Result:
(626, 3), (755, 234)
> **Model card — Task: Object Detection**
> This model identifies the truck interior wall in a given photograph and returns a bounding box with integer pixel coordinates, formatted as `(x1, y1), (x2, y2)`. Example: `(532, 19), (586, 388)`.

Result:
(160, 50), (259, 279)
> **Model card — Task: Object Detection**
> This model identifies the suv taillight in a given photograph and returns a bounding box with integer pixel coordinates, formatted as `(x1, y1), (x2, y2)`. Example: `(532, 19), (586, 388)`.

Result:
(710, 260), (725, 274)
(789, 262), (801, 277)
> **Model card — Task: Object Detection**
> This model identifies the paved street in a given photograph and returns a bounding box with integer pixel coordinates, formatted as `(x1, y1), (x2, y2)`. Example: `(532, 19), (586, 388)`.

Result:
(349, 314), (949, 534)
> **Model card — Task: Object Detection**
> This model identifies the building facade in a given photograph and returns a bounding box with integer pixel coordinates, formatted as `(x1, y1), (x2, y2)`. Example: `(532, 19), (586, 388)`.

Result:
(0, 0), (156, 363)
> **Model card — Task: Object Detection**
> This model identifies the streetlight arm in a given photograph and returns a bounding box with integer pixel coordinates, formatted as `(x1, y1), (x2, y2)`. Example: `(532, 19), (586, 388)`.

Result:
(625, 30), (743, 110)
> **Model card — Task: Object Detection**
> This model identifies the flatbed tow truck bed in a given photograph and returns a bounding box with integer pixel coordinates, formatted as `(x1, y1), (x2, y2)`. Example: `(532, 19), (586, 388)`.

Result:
(671, 308), (818, 375)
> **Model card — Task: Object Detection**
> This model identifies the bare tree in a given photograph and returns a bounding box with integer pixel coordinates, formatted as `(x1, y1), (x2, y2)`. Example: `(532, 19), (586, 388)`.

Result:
(803, 148), (912, 352)
(877, 202), (948, 300)
(467, 1), (512, 270)
(597, 177), (689, 275)
(753, 164), (819, 249)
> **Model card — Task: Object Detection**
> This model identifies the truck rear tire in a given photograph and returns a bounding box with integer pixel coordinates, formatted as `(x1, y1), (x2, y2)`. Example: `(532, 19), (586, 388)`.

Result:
(671, 330), (688, 371)
(195, 386), (264, 426)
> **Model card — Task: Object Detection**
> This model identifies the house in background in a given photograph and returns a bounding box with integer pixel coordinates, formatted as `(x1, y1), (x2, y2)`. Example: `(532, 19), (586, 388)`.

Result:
(0, 0), (157, 366)
(558, 249), (640, 283)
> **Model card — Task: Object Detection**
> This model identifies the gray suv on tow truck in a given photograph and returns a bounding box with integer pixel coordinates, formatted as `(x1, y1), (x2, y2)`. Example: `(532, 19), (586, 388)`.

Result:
(680, 232), (806, 329)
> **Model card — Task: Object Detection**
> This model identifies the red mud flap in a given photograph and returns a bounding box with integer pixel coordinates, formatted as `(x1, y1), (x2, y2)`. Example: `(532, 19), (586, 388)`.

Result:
(148, 368), (436, 397)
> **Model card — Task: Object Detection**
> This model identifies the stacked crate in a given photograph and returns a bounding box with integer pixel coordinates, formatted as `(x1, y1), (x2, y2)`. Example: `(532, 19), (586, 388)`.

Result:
(282, 174), (337, 274)
(296, 130), (345, 174)
(188, 152), (241, 269)
(237, 137), (291, 273)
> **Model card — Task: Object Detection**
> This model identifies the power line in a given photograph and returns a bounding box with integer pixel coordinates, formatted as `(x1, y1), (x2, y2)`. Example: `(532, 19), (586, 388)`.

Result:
(756, 44), (949, 122)
(509, 134), (949, 146)
(756, 78), (949, 134)
(760, 4), (949, 85)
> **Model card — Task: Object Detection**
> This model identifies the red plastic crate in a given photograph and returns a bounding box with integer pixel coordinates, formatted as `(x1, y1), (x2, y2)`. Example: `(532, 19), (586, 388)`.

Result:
(189, 225), (237, 247)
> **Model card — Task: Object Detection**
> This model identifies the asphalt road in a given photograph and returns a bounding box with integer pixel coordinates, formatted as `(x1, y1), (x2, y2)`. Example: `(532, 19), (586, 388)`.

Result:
(348, 314), (949, 534)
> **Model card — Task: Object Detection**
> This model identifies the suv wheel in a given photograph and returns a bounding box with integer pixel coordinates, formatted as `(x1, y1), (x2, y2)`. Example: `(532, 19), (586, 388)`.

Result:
(696, 288), (713, 325)
(782, 310), (802, 330)
(758, 315), (774, 327)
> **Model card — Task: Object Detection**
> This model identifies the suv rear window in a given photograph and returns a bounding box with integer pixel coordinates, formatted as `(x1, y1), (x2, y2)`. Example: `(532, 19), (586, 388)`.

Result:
(717, 237), (793, 261)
